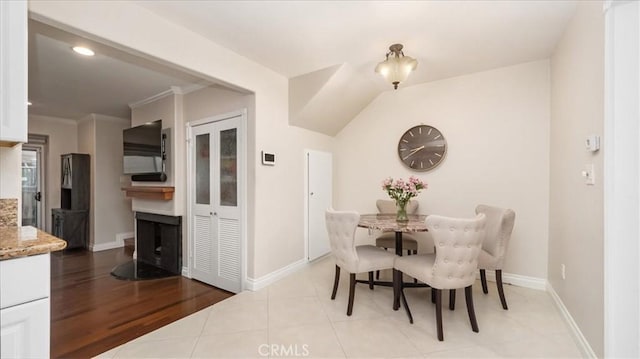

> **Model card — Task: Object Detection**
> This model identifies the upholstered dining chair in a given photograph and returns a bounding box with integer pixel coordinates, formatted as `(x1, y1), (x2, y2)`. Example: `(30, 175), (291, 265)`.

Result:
(475, 204), (516, 310)
(394, 213), (486, 341)
(325, 208), (396, 316)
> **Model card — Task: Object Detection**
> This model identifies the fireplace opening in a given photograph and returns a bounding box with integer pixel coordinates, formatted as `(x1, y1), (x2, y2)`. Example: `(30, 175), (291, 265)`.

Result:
(111, 212), (182, 281)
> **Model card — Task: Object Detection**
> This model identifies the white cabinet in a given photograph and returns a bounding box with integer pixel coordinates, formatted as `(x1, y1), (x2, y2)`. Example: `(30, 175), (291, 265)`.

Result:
(0, 0), (28, 146)
(1, 298), (49, 359)
(0, 254), (50, 359)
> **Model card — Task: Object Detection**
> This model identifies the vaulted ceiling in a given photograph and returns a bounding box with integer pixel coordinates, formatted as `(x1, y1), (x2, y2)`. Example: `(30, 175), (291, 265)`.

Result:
(29, 1), (577, 133)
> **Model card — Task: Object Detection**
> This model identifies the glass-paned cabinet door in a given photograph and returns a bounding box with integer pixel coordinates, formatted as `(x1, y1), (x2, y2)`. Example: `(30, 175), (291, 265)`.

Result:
(220, 128), (237, 206)
(195, 134), (210, 205)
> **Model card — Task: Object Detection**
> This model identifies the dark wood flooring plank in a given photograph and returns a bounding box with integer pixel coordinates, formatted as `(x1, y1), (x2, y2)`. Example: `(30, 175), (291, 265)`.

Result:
(50, 244), (232, 358)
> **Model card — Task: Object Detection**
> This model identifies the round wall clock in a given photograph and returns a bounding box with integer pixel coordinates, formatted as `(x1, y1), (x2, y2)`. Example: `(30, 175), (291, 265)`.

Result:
(397, 125), (447, 171)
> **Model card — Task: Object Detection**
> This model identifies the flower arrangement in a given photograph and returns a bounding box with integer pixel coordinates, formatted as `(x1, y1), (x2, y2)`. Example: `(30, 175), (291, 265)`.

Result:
(382, 176), (427, 221)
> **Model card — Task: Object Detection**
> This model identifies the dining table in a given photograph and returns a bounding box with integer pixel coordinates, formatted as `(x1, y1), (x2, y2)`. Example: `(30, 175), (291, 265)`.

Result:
(357, 213), (428, 322)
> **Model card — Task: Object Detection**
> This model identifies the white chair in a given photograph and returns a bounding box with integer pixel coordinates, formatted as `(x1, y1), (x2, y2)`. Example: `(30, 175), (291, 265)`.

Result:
(394, 213), (486, 341)
(326, 209), (396, 316)
(476, 204), (516, 310)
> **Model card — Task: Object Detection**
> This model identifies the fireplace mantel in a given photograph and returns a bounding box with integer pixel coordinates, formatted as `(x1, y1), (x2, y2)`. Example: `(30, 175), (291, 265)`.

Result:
(121, 186), (174, 200)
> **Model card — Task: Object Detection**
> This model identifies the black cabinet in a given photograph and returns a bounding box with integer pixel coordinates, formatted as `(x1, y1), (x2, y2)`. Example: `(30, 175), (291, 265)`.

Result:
(52, 209), (88, 249)
(54, 153), (90, 249)
(61, 154), (90, 211)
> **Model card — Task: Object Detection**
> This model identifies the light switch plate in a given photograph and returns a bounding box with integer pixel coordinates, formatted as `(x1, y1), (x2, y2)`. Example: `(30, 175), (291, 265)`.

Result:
(582, 164), (595, 185)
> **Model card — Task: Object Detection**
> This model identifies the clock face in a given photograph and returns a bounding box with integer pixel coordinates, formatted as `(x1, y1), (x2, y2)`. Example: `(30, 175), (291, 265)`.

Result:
(397, 125), (447, 171)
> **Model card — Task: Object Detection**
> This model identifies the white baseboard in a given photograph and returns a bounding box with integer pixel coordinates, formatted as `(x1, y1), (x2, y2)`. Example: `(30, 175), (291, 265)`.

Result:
(181, 266), (190, 278)
(90, 239), (123, 252)
(480, 269), (547, 291)
(245, 258), (308, 291)
(547, 283), (597, 358)
(90, 232), (133, 252)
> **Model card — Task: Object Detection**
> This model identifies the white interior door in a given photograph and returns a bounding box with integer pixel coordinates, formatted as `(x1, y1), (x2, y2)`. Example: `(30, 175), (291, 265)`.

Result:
(307, 150), (332, 261)
(189, 114), (243, 293)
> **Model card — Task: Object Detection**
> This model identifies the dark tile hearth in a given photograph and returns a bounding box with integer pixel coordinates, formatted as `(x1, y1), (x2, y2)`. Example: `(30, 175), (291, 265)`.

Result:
(110, 260), (177, 281)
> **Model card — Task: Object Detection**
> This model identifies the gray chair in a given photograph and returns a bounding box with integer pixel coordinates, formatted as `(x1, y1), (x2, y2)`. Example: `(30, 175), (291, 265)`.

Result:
(325, 209), (396, 316)
(475, 204), (516, 310)
(394, 213), (487, 341)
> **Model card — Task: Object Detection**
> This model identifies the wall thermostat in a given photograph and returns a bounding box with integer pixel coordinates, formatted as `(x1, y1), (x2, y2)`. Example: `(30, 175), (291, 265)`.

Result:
(261, 151), (275, 165)
(586, 135), (600, 152)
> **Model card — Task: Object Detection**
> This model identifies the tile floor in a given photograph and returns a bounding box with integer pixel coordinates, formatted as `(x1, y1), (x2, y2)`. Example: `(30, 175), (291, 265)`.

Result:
(94, 256), (582, 358)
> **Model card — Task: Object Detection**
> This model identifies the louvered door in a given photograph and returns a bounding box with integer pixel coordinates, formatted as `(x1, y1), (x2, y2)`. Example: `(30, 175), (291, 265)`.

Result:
(190, 114), (243, 293)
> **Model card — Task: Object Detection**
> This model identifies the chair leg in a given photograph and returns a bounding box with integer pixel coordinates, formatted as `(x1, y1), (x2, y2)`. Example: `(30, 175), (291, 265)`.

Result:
(376, 270), (380, 279)
(413, 250), (417, 255)
(331, 265), (340, 300)
(480, 269), (488, 294)
(400, 288), (414, 324)
(431, 287), (436, 304)
(496, 269), (508, 310)
(407, 249), (411, 255)
(465, 285), (479, 333)
(347, 273), (356, 316)
(434, 289), (444, 341)
(368, 271), (374, 290)
(449, 289), (456, 310)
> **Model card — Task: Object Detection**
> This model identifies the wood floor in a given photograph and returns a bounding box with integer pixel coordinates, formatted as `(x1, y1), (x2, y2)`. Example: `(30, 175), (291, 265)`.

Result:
(50, 242), (233, 358)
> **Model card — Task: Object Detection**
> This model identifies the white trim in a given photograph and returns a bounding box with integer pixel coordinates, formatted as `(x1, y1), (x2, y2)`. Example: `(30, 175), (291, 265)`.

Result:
(129, 88), (179, 109)
(604, 2), (640, 357)
(178, 83), (208, 95)
(89, 232), (132, 252)
(480, 270), (546, 291)
(245, 258), (308, 291)
(547, 283), (598, 358)
(181, 266), (190, 278)
(90, 239), (123, 252)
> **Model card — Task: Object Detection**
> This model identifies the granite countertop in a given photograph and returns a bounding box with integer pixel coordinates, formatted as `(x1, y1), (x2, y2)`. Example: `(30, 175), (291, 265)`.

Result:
(0, 226), (67, 260)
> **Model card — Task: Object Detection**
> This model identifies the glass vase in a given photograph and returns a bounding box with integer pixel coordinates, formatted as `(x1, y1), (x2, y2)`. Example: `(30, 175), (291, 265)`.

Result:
(396, 200), (409, 222)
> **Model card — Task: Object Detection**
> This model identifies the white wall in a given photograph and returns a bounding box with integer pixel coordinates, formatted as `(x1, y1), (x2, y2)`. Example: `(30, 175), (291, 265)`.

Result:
(549, 1), (604, 356)
(77, 116), (95, 245)
(0, 145), (22, 224)
(93, 115), (134, 248)
(335, 60), (551, 280)
(182, 86), (256, 271)
(28, 1), (335, 280)
(130, 93), (178, 216)
(28, 115), (78, 232)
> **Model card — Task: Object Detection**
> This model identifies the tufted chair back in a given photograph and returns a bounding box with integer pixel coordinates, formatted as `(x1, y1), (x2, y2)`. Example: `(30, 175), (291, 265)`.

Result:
(376, 199), (418, 214)
(425, 213), (486, 290)
(325, 209), (360, 273)
(475, 205), (515, 268)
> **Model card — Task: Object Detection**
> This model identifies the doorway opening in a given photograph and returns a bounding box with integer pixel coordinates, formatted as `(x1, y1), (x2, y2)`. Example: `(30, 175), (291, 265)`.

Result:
(21, 134), (47, 229)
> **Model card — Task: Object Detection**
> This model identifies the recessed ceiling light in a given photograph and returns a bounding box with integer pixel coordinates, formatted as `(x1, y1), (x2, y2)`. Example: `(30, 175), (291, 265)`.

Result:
(27, 101), (32, 106)
(72, 46), (95, 56)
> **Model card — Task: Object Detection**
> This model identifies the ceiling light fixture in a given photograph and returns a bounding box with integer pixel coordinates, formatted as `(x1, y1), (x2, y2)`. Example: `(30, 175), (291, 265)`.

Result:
(27, 101), (32, 106)
(374, 43), (418, 90)
(72, 46), (95, 56)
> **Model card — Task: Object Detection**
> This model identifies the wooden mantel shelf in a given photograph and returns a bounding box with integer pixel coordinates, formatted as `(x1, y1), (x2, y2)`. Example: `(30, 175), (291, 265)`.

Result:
(121, 186), (175, 200)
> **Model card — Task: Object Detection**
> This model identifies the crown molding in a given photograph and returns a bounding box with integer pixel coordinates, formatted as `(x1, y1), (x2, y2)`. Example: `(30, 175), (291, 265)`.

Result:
(129, 88), (179, 109)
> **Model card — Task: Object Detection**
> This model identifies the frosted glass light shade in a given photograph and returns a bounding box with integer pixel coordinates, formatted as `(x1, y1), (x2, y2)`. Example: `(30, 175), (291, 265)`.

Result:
(375, 55), (417, 89)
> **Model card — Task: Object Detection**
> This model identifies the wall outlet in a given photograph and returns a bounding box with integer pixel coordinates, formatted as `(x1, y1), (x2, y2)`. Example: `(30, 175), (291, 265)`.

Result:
(561, 264), (566, 280)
